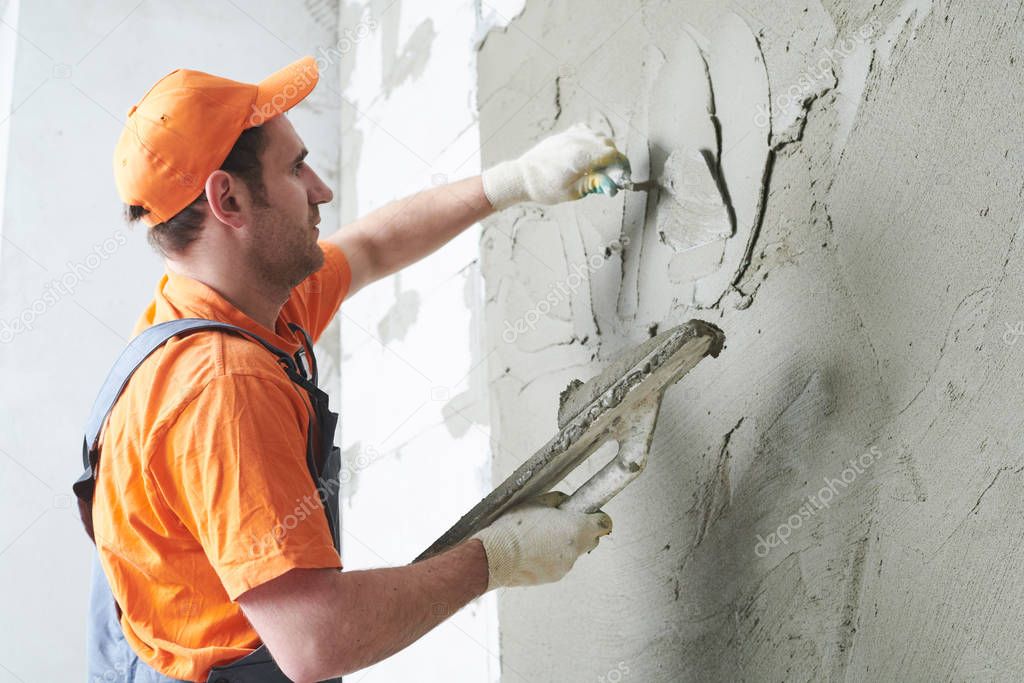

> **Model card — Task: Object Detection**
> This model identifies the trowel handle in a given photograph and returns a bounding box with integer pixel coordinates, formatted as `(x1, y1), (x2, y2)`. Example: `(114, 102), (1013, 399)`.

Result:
(558, 394), (661, 514)
(577, 154), (633, 198)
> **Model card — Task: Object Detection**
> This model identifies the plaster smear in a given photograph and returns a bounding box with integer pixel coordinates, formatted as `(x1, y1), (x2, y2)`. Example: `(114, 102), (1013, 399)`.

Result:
(834, 0), (932, 162)
(657, 147), (732, 251)
(875, 0), (934, 70)
(647, 29), (731, 254)
(795, 0), (937, 170)
(624, 29), (735, 325)
(616, 44), (663, 323)
(473, 0), (527, 47)
(376, 274), (421, 345)
(380, 17), (436, 98)
(833, 29), (874, 163)
(646, 29), (717, 175)
(758, 2), (838, 149)
(692, 12), (772, 307)
(618, 12), (774, 314)
(505, 211), (576, 352)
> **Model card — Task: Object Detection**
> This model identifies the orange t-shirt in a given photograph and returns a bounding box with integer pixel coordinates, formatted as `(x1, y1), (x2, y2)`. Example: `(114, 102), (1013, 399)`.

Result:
(91, 240), (351, 682)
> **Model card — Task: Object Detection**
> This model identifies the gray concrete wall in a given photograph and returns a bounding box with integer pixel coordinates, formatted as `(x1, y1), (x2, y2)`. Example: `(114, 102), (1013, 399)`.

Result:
(476, 1), (1024, 680)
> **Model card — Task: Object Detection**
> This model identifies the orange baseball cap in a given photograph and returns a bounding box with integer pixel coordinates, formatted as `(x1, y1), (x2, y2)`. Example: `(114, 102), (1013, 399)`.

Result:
(113, 56), (318, 227)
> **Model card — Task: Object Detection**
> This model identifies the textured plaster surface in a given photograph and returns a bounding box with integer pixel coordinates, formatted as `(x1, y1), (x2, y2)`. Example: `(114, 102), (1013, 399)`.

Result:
(476, 0), (1024, 680)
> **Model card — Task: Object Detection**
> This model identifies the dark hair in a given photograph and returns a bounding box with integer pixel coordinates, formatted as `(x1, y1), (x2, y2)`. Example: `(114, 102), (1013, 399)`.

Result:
(126, 126), (269, 257)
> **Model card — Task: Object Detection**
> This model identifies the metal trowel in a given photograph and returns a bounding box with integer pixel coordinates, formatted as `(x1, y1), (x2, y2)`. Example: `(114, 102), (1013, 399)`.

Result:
(415, 319), (725, 562)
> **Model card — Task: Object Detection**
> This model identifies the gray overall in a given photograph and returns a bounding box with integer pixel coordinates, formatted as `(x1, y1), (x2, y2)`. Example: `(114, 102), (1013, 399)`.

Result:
(72, 319), (343, 682)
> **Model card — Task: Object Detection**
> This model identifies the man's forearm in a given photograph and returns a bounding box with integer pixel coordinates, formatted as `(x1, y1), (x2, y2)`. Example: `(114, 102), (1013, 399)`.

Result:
(315, 539), (488, 678)
(342, 175), (494, 278)
(326, 124), (624, 297)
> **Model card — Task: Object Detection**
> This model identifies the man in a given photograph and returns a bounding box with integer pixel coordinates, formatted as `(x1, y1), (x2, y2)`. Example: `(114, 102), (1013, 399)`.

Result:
(77, 56), (625, 682)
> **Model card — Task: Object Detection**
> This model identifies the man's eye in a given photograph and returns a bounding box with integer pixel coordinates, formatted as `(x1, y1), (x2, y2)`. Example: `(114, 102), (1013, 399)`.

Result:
(294, 162), (305, 174)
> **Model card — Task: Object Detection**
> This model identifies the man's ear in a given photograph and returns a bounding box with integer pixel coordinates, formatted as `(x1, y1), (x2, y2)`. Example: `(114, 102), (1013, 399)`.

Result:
(205, 170), (247, 228)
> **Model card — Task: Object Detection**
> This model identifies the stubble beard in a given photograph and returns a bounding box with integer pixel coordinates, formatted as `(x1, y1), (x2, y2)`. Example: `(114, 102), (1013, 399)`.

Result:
(250, 207), (324, 291)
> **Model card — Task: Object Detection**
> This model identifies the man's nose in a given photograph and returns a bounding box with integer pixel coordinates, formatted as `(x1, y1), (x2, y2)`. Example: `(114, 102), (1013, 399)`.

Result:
(308, 168), (333, 204)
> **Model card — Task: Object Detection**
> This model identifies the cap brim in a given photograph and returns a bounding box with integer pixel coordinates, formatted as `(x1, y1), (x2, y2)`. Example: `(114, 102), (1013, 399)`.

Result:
(247, 56), (318, 128)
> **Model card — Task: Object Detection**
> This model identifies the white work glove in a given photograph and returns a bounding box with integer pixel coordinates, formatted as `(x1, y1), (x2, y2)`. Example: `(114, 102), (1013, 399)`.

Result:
(481, 122), (630, 211)
(470, 490), (613, 591)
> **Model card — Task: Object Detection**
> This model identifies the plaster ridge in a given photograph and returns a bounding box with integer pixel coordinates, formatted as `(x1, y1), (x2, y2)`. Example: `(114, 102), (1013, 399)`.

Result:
(694, 416), (745, 547)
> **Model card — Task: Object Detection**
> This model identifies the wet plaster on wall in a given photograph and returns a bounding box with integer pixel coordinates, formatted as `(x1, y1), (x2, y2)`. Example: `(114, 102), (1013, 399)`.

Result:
(477, 0), (1024, 680)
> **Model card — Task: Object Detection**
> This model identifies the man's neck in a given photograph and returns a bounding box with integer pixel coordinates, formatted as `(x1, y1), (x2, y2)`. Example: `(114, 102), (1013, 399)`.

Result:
(166, 259), (287, 331)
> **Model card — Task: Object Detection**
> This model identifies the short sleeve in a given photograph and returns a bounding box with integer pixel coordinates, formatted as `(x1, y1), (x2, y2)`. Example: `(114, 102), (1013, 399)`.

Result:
(150, 373), (342, 601)
(288, 240), (352, 343)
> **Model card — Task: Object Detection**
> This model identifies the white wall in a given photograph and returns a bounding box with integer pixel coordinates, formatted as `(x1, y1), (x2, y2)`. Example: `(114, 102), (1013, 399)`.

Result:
(0, 0), (17, 249)
(335, 1), (500, 680)
(0, 2), (342, 679)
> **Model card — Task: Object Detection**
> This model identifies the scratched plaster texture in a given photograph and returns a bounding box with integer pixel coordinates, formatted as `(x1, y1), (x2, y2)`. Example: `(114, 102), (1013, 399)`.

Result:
(476, 0), (1024, 680)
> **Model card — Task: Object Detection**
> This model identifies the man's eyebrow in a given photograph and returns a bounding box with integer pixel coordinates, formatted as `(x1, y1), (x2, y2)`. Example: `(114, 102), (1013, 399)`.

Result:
(290, 148), (308, 166)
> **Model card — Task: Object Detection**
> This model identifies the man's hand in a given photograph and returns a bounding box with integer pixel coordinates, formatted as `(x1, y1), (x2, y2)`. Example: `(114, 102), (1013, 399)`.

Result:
(481, 122), (629, 211)
(470, 490), (613, 590)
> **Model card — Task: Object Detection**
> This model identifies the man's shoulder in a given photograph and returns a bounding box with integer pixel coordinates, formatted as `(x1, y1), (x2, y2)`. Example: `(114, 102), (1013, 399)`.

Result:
(113, 326), (300, 435)
(152, 326), (292, 382)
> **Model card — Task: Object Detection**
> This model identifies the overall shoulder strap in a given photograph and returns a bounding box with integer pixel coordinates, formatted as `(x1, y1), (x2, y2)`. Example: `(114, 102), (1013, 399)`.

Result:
(72, 318), (303, 532)
(82, 319), (299, 458)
